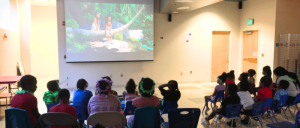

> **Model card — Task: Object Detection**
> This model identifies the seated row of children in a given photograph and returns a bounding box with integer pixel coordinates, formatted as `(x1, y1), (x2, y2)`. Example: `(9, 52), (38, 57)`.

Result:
(201, 66), (300, 127)
(11, 75), (181, 128)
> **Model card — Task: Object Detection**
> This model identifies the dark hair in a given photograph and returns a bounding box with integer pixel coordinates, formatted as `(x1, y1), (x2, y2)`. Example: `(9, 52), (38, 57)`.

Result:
(227, 70), (235, 80)
(77, 79), (88, 90)
(47, 80), (59, 92)
(274, 67), (288, 76)
(287, 72), (300, 89)
(240, 72), (249, 82)
(139, 78), (155, 98)
(218, 72), (228, 83)
(263, 66), (272, 77)
(228, 84), (238, 95)
(279, 80), (290, 89)
(168, 80), (179, 92)
(239, 81), (250, 91)
(93, 124), (105, 128)
(20, 75), (37, 90)
(102, 76), (112, 81)
(260, 76), (272, 87)
(98, 81), (109, 95)
(57, 89), (70, 100)
(248, 69), (256, 77)
(126, 79), (136, 93)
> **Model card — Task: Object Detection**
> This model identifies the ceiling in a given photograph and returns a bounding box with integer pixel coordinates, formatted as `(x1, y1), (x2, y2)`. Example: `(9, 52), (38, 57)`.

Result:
(30, 0), (56, 7)
(160, 0), (225, 14)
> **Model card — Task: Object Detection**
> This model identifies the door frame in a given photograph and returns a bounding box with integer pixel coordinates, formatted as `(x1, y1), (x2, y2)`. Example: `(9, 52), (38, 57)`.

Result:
(210, 30), (232, 82)
(240, 29), (260, 75)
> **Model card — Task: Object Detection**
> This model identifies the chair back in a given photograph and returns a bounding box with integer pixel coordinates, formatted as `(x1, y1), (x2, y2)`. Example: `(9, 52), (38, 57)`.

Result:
(262, 98), (273, 112)
(276, 95), (288, 108)
(124, 101), (135, 117)
(133, 106), (161, 128)
(40, 112), (79, 128)
(251, 102), (264, 116)
(46, 103), (57, 112)
(71, 104), (88, 120)
(292, 93), (300, 105)
(167, 108), (200, 128)
(87, 111), (125, 128)
(161, 101), (178, 114)
(295, 111), (300, 128)
(5, 108), (33, 128)
(225, 104), (242, 118)
(213, 91), (224, 102)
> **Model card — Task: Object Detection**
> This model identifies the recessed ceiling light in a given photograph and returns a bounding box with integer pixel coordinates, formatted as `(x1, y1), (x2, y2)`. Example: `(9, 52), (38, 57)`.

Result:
(173, 12), (179, 13)
(175, 0), (193, 2)
(177, 6), (190, 10)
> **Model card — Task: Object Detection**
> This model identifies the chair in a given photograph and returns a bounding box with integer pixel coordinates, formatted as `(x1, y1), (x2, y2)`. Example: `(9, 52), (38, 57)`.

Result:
(133, 106), (161, 128)
(123, 101), (135, 117)
(160, 101), (178, 114)
(39, 112), (80, 128)
(5, 108), (33, 128)
(71, 104), (88, 121)
(266, 111), (300, 128)
(202, 91), (224, 115)
(241, 102), (264, 127)
(284, 93), (300, 120)
(87, 111), (126, 128)
(217, 104), (243, 128)
(271, 95), (289, 121)
(262, 98), (275, 123)
(161, 108), (200, 128)
(46, 103), (57, 112)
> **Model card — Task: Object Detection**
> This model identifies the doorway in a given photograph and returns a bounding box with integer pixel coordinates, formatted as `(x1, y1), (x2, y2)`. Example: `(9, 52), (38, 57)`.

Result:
(211, 31), (230, 82)
(242, 30), (258, 75)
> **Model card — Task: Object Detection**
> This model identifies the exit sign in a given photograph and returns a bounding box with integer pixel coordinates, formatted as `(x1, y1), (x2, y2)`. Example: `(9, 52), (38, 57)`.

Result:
(248, 19), (254, 25)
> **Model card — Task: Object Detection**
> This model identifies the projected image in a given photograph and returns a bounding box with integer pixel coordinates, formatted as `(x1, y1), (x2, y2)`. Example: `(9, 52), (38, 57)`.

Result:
(65, 3), (153, 54)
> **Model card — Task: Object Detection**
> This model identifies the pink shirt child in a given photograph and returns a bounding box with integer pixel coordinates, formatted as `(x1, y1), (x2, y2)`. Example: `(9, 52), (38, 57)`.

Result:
(132, 96), (160, 108)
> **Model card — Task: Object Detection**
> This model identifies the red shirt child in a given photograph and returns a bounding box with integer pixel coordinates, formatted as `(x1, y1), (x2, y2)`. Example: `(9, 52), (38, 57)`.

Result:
(49, 104), (77, 128)
(256, 87), (272, 102)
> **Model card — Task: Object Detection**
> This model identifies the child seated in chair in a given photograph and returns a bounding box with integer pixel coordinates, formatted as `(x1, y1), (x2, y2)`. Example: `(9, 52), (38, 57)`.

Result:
(274, 80), (289, 102)
(49, 89), (77, 128)
(248, 69), (256, 97)
(11, 75), (41, 128)
(122, 79), (138, 102)
(204, 72), (227, 113)
(43, 80), (61, 106)
(201, 84), (241, 127)
(237, 81), (254, 125)
(254, 76), (273, 103)
(158, 80), (181, 111)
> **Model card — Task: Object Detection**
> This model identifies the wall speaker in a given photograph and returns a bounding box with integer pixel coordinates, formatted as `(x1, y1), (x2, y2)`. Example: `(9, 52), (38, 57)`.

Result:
(168, 14), (172, 22)
(239, 2), (243, 9)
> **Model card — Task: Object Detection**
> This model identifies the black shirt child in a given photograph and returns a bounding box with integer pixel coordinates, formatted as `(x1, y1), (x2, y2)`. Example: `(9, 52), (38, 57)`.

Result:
(219, 94), (241, 116)
(159, 88), (181, 108)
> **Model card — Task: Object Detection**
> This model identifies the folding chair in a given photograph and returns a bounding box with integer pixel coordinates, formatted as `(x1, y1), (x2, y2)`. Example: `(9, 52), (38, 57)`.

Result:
(202, 91), (224, 116)
(123, 101), (135, 117)
(161, 108), (200, 128)
(217, 104), (242, 128)
(132, 106), (161, 128)
(241, 102), (264, 127)
(284, 93), (300, 120)
(87, 111), (126, 128)
(270, 95), (289, 121)
(266, 111), (300, 128)
(5, 108), (33, 128)
(39, 112), (80, 128)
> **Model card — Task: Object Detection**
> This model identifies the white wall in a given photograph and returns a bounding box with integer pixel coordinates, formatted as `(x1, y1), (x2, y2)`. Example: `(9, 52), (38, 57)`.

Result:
(57, 0), (240, 89)
(0, 0), (18, 32)
(30, 6), (59, 77)
(239, 0), (276, 80)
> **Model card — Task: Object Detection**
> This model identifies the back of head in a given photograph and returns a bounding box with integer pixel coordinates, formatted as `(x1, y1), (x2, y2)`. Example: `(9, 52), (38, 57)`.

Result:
(102, 76), (112, 81)
(248, 69), (256, 77)
(218, 72), (228, 84)
(263, 66), (272, 77)
(239, 81), (250, 91)
(227, 84), (238, 96)
(93, 123), (105, 128)
(139, 77), (155, 98)
(227, 70), (235, 80)
(47, 80), (59, 92)
(20, 75), (37, 90)
(77, 79), (88, 90)
(168, 80), (179, 92)
(126, 79), (136, 93)
(58, 89), (70, 100)
(274, 67), (288, 76)
(279, 80), (290, 89)
(96, 78), (111, 95)
(240, 72), (249, 82)
(260, 76), (272, 87)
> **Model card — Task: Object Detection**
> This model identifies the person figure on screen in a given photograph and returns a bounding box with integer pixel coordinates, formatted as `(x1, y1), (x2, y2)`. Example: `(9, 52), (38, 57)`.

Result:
(106, 15), (113, 43)
(91, 12), (101, 31)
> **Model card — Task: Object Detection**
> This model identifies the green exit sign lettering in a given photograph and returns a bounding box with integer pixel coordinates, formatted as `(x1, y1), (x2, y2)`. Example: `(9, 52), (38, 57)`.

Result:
(248, 19), (254, 25)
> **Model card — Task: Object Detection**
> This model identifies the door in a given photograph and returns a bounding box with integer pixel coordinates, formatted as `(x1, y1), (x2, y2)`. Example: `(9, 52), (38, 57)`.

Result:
(211, 31), (230, 82)
(242, 30), (258, 73)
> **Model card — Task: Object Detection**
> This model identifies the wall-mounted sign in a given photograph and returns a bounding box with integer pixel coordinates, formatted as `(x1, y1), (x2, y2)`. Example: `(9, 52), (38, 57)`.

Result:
(253, 52), (258, 56)
(248, 19), (254, 25)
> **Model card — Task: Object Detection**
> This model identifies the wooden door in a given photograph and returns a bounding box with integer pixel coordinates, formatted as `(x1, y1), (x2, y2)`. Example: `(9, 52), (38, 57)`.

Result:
(242, 30), (258, 73)
(211, 31), (230, 82)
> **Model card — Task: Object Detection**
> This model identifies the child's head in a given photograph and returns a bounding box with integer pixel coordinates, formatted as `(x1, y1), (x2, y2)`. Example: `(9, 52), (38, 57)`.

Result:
(227, 84), (238, 96)
(126, 79), (136, 93)
(47, 80), (59, 92)
(217, 72), (227, 85)
(260, 76), (272, 88)
(77, 79), (88, 90)
(168, 80), (179, 92)
(248, 69), (256, 77)
(239, 81), (250, 91)
(96, 12), (101, 19)
(96, 78), (112, 95)
(278, 80), (289, 89)
(227, 70), (235, 80)
(93, 124), (105, 128)
(263, 66), (272, 77)
(57, 89), (70, 104)
(101, 76), (113, 89)
(139, 77), (155, 98)
(20, 75), (37, 93)
(274, 67), (288, 77)
(239, 72), (248, 81)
